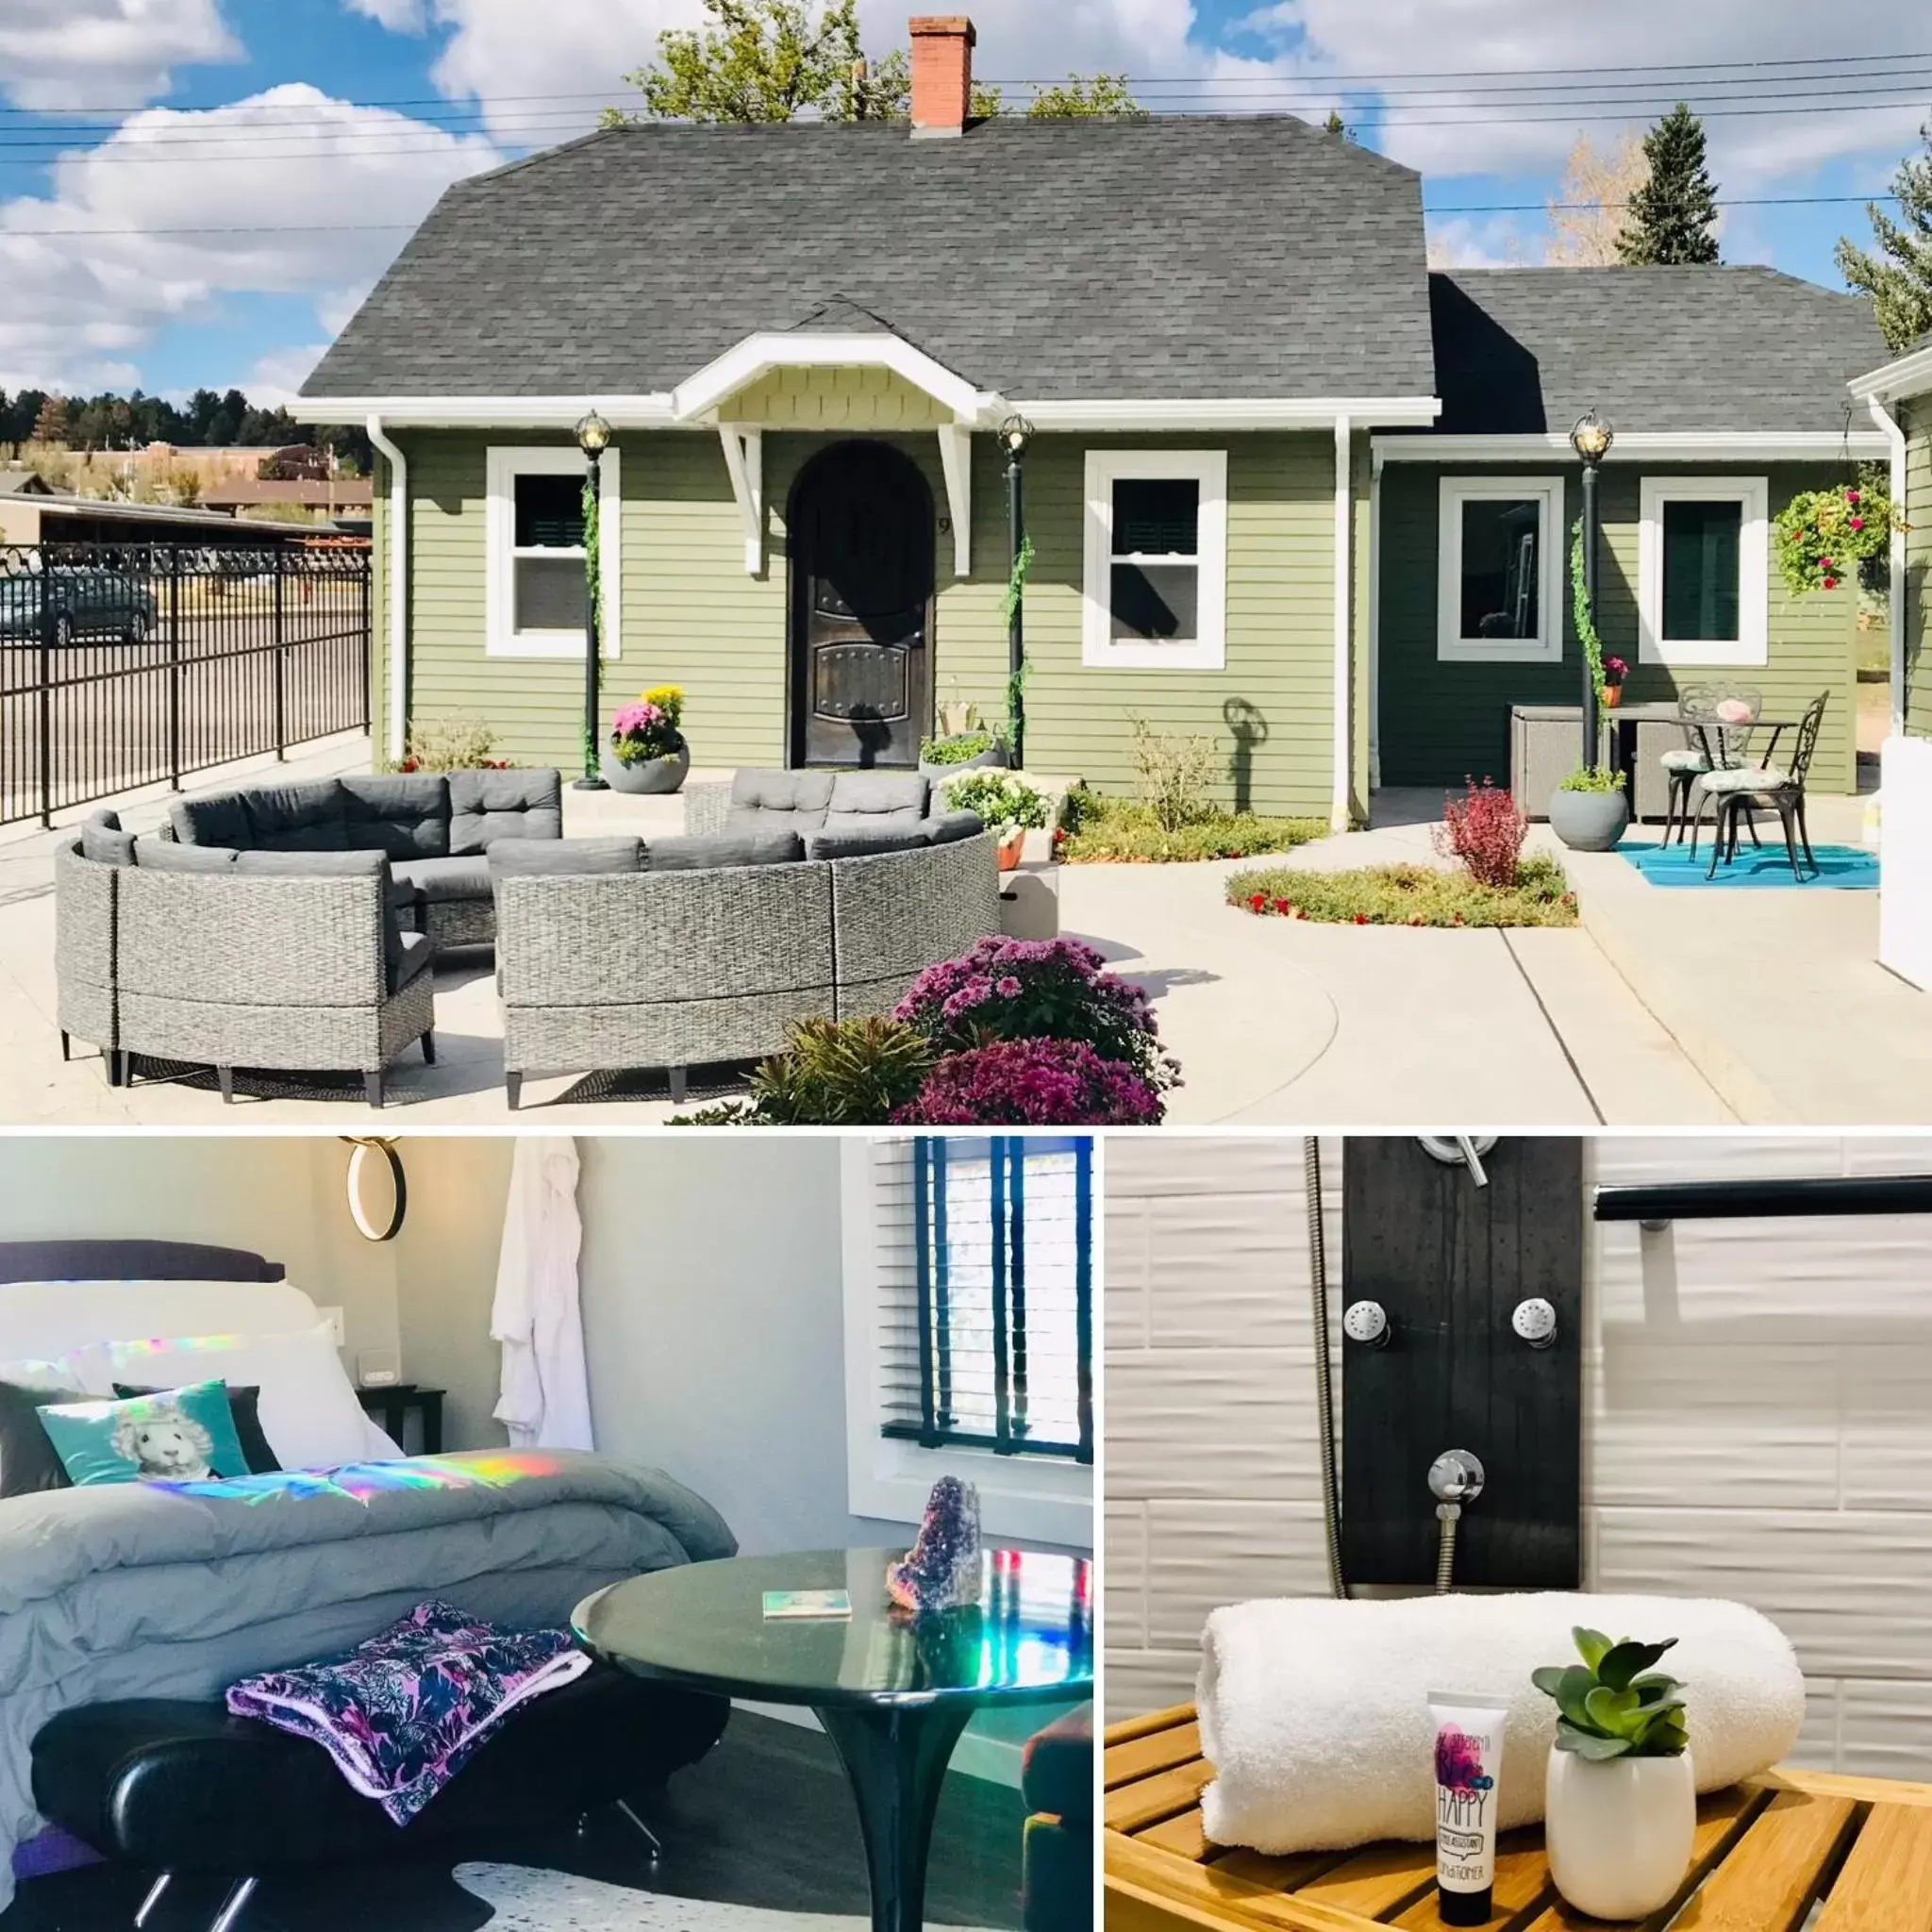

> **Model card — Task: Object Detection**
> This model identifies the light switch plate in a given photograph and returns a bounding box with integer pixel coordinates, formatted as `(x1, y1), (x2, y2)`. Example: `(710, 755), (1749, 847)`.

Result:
(317, 1305), (347, 1347)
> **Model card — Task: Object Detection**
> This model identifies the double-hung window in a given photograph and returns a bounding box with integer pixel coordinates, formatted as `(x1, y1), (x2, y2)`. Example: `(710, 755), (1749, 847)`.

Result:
(843, 1136), (1095, 1543)
(1437, 476), (1565, 662)
(486, 445), (622, 658)
(1083, 450), (1227, 669)
(1638, 476), (1768, 667)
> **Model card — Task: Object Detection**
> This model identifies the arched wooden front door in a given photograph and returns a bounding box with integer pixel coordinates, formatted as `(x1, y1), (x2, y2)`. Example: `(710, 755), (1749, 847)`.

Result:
(788, 441), (934, 769)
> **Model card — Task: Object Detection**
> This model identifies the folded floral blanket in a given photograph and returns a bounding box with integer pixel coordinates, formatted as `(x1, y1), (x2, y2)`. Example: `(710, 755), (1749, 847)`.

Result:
(225, 1599), (592, 1824)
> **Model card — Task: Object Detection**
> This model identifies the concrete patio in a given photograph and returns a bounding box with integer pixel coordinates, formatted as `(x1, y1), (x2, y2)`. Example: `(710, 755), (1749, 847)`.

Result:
(0, 739), (1917, 1125)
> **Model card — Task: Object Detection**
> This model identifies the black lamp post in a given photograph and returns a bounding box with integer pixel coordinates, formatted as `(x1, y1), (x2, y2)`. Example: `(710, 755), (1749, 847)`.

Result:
(1000, 413), (1034, 771)
(575, 408), (612, 791)
(1569, 407), (1614, 770)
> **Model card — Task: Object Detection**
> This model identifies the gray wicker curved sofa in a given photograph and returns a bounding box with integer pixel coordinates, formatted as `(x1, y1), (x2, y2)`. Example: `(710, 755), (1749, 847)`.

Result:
(492, 770), (1001, 1109)
(53, 770), (562, 1108)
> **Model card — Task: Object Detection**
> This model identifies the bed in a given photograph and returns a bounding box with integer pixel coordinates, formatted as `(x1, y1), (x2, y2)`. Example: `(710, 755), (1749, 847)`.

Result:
(0, 1240), (737, 1912)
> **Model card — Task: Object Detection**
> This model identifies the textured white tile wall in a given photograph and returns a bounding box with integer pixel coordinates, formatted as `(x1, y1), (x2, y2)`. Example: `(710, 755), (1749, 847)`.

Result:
(1104, 1134), (1932, 1781)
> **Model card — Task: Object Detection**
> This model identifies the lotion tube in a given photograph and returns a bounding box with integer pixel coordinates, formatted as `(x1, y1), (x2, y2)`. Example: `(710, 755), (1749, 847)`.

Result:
(1428, 1691), (1507, 1927)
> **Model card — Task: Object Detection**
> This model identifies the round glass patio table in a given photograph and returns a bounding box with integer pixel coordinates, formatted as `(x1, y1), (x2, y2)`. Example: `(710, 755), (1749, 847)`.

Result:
(574, 1547), (1094, 1932)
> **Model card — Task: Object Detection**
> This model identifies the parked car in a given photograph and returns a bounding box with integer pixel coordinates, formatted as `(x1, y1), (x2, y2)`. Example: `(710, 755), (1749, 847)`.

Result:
(0, 565), (158, 644)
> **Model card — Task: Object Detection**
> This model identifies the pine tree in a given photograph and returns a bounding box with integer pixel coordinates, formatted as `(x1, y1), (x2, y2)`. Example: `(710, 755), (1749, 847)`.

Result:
(30, 394), (69, 446)
(1617, 104), (1721, 266)
(1837, 119), (1932, 351)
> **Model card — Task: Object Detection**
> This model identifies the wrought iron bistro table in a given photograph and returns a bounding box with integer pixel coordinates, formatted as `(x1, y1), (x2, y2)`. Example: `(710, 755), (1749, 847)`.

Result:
(574, 1547), (1094, 1932)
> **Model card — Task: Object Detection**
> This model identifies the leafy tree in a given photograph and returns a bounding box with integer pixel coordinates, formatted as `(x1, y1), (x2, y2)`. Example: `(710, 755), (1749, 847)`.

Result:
(1837, 119), (1932, 351)
(30, 395), (69, 445)
(1027, 73), (1143, 120)
(1546, 131), (1648, 267)
(1617, 103), (1720, 266)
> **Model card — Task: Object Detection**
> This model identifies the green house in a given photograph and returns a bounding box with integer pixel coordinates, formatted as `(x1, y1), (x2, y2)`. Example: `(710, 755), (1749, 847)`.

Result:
(294, 14), (1888, 828)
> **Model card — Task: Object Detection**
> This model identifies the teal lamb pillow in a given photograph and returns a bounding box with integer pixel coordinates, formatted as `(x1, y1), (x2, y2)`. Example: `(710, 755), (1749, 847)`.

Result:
(36, 1379), (251, 1488)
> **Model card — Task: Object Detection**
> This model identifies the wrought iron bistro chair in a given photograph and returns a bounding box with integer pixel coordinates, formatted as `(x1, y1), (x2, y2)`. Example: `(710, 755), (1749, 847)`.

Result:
(1658, 682), (1718, 845)
(1680, 682), (1765, 855)
(1693, 692), (1828, 882)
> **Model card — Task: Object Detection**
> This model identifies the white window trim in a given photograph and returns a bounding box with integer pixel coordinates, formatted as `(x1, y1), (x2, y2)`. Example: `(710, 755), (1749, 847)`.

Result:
(1082, 448), (1228, 671)
(1436, 475), (1565, 663)
(1638, 475), (1769, 669)
(837, 1142), (1093, 1549)
(485, 444), (622, 659)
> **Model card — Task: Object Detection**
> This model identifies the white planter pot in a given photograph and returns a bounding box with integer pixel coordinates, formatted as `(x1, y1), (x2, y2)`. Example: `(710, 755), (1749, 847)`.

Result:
(1545, 1748), (1695, 1922)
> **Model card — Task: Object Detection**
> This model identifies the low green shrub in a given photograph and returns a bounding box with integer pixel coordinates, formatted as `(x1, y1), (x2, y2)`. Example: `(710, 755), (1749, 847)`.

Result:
(938, 769), (1052, 831)
(673, 1017), (935, 1126)
(920, 730), (999, 766)
(1558, 766), (1627, 794)
(1059, 789), (1324, 864)
(1226, 858), (1578, 928)
(394, 716), (506, 773)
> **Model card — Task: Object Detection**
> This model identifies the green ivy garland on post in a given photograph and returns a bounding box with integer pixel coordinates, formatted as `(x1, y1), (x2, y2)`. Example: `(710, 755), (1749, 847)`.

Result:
(1002, 532), (1035, 744)
(1570, 516), (1606, 703)
(582, 471), (603, 776)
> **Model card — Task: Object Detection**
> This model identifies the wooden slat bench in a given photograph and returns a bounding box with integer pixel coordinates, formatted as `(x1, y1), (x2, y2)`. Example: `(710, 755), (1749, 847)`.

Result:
(1106, 1704), (1932, 1932)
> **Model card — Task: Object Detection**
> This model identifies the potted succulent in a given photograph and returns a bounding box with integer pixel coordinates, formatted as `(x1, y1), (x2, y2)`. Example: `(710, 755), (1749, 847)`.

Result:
(1547, 767), (1628, 852)
(1600, 656), (1629, 709)
(940, 769), (1052, 873)
(602, 685), (690, 794)
(1535, 1628), (1694, 1921)
(920, 727), (1008, 776)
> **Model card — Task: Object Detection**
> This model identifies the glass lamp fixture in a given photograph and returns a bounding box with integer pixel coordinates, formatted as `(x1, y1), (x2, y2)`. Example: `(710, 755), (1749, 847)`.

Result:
(1569, 408), (1614, 465)
(999, 413), (1034, 459)
(575, 408), (612, 456)
(341, 1137), (407, 1242)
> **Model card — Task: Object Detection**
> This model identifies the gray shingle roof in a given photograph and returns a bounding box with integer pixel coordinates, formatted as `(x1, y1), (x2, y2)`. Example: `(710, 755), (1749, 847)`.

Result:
(1427, 267), (1888, 437)
(303, 117), (1436, 404)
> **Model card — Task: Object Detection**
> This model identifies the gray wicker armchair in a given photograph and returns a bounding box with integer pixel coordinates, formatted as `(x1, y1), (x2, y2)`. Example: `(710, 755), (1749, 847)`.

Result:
(54, 837), (118, 1080)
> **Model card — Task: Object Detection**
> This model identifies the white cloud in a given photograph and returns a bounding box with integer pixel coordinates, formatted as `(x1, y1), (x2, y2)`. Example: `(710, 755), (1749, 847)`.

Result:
(244, 343), (332, 406)
(0, 0), (241, 110)
(0, 83), (500, 392)
(343, 0), (430, 29)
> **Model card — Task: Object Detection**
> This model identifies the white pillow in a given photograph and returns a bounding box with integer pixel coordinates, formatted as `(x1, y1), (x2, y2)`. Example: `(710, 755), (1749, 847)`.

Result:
(105, 1325), (370, 1472)
(0, 1357), (85, 1395)
(0, 1345), (113, 1396)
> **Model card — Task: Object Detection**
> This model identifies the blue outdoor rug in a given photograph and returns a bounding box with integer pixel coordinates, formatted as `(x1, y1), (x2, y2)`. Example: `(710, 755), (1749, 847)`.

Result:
(1620, 841), (1880, 890)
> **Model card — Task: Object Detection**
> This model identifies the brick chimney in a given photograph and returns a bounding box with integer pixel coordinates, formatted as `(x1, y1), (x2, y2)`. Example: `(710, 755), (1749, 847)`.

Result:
(909, 16), (975, 138)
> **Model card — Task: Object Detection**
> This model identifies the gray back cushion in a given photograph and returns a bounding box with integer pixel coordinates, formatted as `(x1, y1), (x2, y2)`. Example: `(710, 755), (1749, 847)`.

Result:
(823, 771), (930, 841)
(132, 838), (238, 872)
(242, 780), (349, 852)
(644, 830), (806, 873)
(340, 774), (450, 859)
(169, 791), (252, 848)
(724, 769), (836, 837)
(233, 848), (390, 879)
(806, 824), (932, 862)
(449, 769), (564, 856)
(80, 808), (136, 867)
(487, 836), (641, 876)
(925, 808), (986, 846)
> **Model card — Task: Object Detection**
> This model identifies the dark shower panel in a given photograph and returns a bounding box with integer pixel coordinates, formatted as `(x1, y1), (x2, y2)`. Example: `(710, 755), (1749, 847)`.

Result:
(1340, 1138), (1584, 1590)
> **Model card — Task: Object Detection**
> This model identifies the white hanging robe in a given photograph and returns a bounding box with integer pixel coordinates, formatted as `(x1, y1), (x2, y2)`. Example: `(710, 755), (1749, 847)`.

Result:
(491, 1136), (595, 1451)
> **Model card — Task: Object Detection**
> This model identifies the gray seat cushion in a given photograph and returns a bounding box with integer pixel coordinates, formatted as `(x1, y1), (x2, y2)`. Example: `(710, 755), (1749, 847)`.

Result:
(233, 848), (391, 879)
(340, 774), (451, 858)
(80, 809), (136, 867)
(449, 769), (564, 856)
(487, 837), (642, 876)
(806, 824), (931, 861)
(391, 855), (492, 904)
(724, 769), (836, 838)
(644, 830), (806, 872)
(389, 929), (436, 995)
(132, 839), (238, 872)
(168, 791), (251, 848)
(924, 809), (985, 846)
(241, 780), (350, 852)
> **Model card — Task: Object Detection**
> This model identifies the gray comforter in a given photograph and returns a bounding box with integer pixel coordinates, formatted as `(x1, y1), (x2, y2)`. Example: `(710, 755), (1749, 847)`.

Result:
(0, 1450), (735, 1908)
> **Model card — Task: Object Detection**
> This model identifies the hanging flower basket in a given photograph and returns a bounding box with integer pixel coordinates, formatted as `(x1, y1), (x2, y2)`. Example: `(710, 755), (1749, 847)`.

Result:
(1772, 473), (1906, 598)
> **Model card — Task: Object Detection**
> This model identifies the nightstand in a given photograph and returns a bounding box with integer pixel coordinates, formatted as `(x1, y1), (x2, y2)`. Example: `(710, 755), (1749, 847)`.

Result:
(355, 1384), (445, 1457)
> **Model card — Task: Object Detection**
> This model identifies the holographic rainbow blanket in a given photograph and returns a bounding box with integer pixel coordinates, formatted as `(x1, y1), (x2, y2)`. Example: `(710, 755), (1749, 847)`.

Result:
(0, 1450), (733, 1909)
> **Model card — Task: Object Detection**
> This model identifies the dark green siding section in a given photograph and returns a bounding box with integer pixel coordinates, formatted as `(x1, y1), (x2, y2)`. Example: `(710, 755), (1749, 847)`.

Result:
(380, 425), (1352, 817)
(1376, 462), (1860, 795)
(1907, 397), (1930, 739)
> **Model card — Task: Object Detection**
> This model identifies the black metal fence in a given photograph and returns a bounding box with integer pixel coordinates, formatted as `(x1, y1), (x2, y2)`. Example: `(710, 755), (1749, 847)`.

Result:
(0, 541), (371, 827)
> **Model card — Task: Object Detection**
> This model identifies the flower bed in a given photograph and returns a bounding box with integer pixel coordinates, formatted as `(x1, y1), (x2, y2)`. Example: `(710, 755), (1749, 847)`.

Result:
(1226, 858), (1578, 928)
(1057, 790), (1324, 864)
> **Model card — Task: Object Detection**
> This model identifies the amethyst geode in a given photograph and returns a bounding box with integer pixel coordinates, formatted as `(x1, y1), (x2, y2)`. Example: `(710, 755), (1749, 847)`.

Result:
(887, 1476), (983, 1612)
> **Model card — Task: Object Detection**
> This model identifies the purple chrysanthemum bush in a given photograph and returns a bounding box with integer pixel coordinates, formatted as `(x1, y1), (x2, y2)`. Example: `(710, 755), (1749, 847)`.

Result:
(675, 937), (1180, 1127)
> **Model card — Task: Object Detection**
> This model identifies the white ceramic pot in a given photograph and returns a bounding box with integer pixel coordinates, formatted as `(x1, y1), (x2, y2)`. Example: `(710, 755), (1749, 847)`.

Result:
(1545, 1747), (1696, 1922)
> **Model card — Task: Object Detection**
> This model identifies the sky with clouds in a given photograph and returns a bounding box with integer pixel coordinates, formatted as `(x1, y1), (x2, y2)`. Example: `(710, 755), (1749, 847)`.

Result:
(0, 0), (1926, 405)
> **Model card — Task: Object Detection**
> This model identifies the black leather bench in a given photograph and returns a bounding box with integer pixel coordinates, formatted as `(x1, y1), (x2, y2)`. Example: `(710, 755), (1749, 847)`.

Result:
(31, 1665), (727, 1932)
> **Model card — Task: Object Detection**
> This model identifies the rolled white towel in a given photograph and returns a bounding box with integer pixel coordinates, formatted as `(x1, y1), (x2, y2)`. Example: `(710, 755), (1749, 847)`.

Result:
(1198, 1593), (1804, 1856)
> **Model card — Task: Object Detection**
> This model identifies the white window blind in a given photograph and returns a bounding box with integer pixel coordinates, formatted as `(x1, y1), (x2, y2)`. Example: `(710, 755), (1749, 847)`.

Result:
(871, 1135), (1094, 1463)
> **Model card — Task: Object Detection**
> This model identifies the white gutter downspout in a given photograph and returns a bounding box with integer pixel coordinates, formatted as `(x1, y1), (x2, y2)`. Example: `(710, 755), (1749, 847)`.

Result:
(1332, 414), (1354, 832)
(365, 414), (408, 767)
(1368, 445), (1385, 791)
(1867, 392), (1909, 736)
